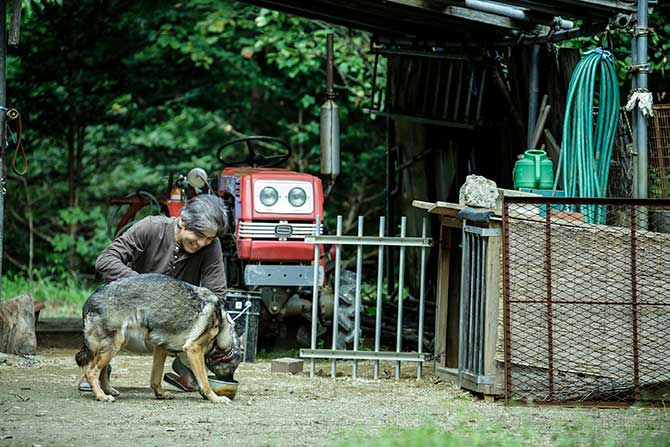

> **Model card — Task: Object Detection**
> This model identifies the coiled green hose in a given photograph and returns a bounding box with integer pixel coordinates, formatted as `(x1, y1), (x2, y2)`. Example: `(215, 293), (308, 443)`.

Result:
(555, 48), (620, 223)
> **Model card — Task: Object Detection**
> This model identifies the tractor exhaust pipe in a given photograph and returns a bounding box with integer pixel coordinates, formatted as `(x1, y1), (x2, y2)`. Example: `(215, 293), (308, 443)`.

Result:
(320, 33), (340, 181)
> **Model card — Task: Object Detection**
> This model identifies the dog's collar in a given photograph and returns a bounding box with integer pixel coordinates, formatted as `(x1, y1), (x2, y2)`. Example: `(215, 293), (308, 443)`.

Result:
(209, 349), (236, 364)
(220, 306), (234, 326)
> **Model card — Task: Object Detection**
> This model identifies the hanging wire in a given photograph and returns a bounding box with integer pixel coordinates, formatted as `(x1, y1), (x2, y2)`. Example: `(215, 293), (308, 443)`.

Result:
(0, 106), (27, 176)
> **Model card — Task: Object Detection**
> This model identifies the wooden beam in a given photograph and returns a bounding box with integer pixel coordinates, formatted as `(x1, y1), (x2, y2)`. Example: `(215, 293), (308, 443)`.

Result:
(386, 0), (550, 31)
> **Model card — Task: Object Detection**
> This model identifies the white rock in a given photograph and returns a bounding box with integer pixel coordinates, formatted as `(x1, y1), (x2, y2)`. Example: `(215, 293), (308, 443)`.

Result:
(458, 175), (499, 209)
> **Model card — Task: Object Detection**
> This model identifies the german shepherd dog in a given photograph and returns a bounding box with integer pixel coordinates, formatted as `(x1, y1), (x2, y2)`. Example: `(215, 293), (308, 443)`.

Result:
(75, 274), (239, 403)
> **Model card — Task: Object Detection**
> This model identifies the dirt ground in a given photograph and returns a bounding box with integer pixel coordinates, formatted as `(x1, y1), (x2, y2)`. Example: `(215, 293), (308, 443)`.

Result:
(1, 349), (669, 447)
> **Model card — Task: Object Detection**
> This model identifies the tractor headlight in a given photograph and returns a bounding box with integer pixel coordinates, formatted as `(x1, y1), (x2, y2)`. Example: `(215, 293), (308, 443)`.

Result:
(259, 186), (279, 206)
(288, 187), (307, 207)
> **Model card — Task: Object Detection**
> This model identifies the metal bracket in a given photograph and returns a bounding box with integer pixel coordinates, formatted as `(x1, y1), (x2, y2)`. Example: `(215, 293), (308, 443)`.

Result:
(463, 224), (501, 237)
(633, 25), (652, 37)
(628, 63), (652, 74)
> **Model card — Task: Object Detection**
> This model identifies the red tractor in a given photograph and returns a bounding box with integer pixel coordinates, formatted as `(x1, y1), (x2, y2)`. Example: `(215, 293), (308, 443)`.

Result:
(112, 136), (355, 347)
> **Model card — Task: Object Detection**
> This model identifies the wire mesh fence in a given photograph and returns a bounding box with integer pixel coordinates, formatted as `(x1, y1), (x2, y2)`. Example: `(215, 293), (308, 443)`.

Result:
(502, 197), (670, 405)
(607, 110), (634, 198)
(649, 104), (670, 198)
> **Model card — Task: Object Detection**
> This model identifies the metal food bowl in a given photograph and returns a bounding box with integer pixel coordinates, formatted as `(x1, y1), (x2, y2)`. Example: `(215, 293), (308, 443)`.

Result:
(207, 376), (239, 400)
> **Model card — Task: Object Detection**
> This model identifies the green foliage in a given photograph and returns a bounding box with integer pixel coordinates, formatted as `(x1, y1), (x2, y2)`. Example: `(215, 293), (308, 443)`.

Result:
(1, 272), (94, 306)
(561, 5), (670, 98)
(48, 207), (110, 274)
(4, 0), (385, 281)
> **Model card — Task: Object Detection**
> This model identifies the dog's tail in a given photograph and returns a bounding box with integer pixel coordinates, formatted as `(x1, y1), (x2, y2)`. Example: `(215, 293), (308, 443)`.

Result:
(75, 343), (93, 367)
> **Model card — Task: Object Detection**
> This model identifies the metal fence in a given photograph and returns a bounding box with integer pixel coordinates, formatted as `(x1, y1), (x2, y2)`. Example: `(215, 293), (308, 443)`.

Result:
(459, 223), (500, 388)
(301, 215), (433, 380)
(502, 197), (670, 406)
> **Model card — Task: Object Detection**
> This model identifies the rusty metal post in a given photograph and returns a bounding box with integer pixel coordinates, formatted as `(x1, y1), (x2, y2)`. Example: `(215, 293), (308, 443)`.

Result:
(545, 204), (554, 399)
(630, 205), (641, 400)
(502, 199), (512, 403)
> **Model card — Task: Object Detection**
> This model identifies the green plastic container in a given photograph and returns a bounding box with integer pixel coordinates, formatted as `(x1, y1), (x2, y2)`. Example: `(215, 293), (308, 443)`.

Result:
(514, 149), (554, 189)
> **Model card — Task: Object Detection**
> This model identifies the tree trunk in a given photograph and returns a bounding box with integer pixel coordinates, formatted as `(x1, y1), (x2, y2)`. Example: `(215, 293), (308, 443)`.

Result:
(66, 123), (85, 271)
(0, 294), (37, 355)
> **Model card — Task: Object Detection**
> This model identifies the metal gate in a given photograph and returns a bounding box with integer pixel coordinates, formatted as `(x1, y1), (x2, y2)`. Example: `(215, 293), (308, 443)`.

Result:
(459, 223), (500, 387)
(301, 215), (432, 379)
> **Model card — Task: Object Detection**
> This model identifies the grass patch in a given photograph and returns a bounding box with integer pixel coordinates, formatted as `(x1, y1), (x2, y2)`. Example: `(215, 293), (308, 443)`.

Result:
(334, 408), (670, 447)
(1, 273), (96, 317)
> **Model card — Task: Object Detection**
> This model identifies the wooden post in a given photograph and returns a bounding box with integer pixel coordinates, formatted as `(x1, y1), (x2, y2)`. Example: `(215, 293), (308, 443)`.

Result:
(483, 222), (502, 380)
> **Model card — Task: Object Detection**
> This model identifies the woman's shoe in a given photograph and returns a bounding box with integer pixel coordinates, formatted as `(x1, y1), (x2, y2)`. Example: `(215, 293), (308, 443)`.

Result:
(163, 372), (200, 392)
(78, 365), (112, 392)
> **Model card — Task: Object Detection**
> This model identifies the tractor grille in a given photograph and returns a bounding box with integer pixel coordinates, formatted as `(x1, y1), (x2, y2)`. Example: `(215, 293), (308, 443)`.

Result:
(238, 221), (323, 240)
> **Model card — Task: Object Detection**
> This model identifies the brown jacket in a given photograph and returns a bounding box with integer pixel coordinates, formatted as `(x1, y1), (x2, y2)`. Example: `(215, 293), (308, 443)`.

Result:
(95, 216), (227, 299)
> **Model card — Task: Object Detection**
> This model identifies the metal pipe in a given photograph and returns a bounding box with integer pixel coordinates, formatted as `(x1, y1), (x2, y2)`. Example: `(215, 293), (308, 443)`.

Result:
(0, 0), (6, 292)
(326, 33), (335, 100)
(416, 218), (427, 379)
(352, 216), (364, 379)
(374, 216), (385, 380)
(458, 228), (468, 385)
(395, 216), (406, 379)
(309, 215), (321, 378)
(479, 239), (487, 373)
(636, 0), (649, 200)
(468, 234), (476, 371)
(464, 0), (574, 30)
(330, 215), (343, 378)
(632, 34), (638, 198)
(527, 44), (540, 148)
(243, 302), (250, 363)
(475, 237), (483, 373)
(304, 235), (431, 247)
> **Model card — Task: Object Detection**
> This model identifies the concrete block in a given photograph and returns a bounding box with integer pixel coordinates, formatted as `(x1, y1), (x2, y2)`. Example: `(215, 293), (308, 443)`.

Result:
(271, 357), (303, 374)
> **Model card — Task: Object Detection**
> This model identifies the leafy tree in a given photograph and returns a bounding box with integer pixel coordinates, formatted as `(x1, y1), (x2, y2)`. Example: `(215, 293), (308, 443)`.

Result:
(3, 0), (385, 280)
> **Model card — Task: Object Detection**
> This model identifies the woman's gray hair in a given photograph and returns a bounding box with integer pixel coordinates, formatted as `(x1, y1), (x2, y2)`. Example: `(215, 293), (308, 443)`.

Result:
(179, 195), (230, 236)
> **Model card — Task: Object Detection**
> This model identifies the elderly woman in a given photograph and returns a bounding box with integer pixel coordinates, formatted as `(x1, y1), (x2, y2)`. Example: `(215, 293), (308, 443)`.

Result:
(79, 194), (231, 392)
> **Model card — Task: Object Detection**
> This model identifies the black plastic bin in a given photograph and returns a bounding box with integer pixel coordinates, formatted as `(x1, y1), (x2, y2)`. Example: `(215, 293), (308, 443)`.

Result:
(224, 290), (261, 363)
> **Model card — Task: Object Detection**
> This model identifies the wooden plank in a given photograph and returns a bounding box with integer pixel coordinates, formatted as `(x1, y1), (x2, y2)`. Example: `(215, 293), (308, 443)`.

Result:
(412, 200), (434, 210)
(439, 215), (462, 229)
(434, 365), (459, 383)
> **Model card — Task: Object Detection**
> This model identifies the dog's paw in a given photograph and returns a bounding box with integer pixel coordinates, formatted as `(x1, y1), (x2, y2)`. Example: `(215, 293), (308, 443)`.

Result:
(155, 391), (174, 400)
(96, 394), (116, 402)
(209, 395), (231, 404)
(103, 387), (120, 397)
